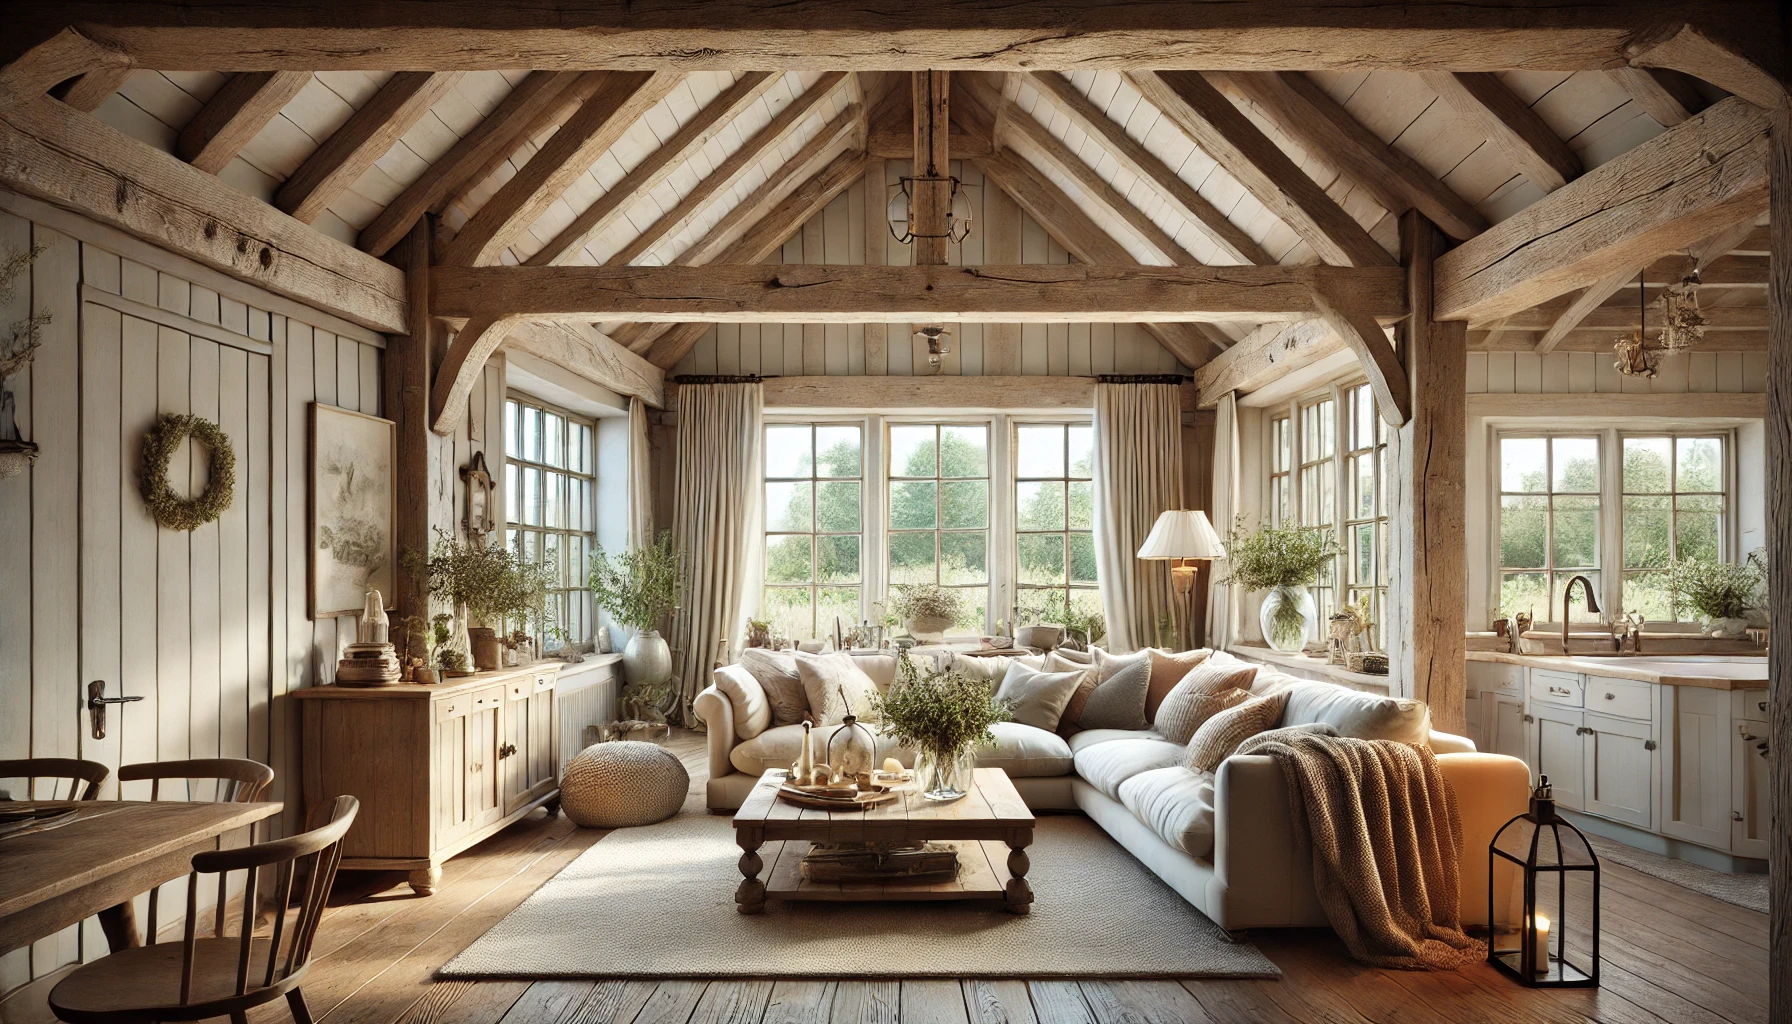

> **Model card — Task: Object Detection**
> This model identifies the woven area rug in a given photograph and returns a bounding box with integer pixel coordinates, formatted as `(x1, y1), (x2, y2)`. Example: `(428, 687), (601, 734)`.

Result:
(438, 806), (1278, 980)
(1587, 834), (1768, 914)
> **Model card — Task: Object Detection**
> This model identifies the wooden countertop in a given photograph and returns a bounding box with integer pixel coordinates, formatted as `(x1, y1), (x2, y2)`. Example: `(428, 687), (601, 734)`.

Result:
(293, 660), (559, 700)
(1467, 650), (1766, 690)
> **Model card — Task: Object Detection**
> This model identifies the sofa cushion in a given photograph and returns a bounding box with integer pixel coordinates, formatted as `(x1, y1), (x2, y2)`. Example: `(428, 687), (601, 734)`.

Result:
(738, 648), (808, 726)
(948, 652), (1044, 687)
(1117, 766), (1217, 859)
(1051, 647), (1093, 665)
(974, 722), (1075, 778)
(1041, 653), (1098, 736)
(730, 723), (913, 776)
(993, 662), (1085, 731)
(1080, 648), (1152, 731)
(845, 651), (900, 690)
(713, 664), (772, 740)
(1066, 727), (1163, 754)
(1145, 649), (1212, 722)
(1279, 680), (1432, 746)
(1185, 690), (1291, 773)
(794, 651), (880, 725)
(1073, 737), (1188, 800)
(1153, 659), (1259, 744)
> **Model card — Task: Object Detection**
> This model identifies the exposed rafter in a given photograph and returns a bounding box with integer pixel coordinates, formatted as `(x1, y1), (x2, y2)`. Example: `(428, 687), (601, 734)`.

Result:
(439, 70), (682, 266)
(55, 65), (135, 113)
(1534, 266), (1639, 353)
(0, 27), (131, 105)
(177, 71), (313, 175)
(1607, 68), (1708, 127)
(274, 71), (462, 224)
(1419, 72), (1582, 193)
(1128, 71), (1394, 268)
(429, 314), (514, 434)
(1194, 320), (1339, 406)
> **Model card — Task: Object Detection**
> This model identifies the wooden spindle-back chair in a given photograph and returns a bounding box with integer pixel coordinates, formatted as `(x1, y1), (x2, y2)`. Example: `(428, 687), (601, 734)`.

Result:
(0, 758), (109, 801)
(47, 796), (358, 1024)
(116, 758), (278, 944)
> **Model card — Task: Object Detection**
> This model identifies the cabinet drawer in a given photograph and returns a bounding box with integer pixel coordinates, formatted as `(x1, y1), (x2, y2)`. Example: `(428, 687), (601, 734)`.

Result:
(1585, 677), (1652, 721)
(534, 672), (556, 694)
(472, 686), (505, 711)
(508, 679), (531, 701)
(1739, 692), (1768, 723)
(436, 695), (470, 721)
(1530, 670), (1584, 708)
(1468, 661), (1525, 695)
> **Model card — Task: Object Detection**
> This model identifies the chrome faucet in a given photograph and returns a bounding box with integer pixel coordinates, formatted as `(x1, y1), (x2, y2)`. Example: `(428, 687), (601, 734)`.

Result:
(1561, 575), (1601, 653)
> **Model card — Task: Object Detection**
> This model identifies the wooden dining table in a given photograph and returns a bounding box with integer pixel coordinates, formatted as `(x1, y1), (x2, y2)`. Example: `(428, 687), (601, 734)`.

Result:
(0, 799), (282, 956)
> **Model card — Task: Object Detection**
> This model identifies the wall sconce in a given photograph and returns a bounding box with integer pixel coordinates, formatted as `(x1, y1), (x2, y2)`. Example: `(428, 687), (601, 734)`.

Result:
(915, 325), (953, 371)
(460, 451), (495, 540)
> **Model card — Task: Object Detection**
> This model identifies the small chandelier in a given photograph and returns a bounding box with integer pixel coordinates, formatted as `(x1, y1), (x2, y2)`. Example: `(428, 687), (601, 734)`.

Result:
(1654, 266), (1707, 353)
(1612, 272), (1658, 378)
(887, 178), (974, 246)
(915, 325), (953, 370)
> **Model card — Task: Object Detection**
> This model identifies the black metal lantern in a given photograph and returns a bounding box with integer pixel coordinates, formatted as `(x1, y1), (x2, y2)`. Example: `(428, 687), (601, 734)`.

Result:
(1488, 775), (1600, 987)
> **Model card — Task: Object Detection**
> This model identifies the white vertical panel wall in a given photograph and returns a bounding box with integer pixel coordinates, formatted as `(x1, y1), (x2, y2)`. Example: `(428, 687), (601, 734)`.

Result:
(0, 204), (419, 992)
(673, 163), (1187, 378)
(1465, 349), (1769, 396)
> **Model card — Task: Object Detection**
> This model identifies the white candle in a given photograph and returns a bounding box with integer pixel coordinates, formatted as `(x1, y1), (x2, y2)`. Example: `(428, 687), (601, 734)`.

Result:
(1532, 915), (1551, 975)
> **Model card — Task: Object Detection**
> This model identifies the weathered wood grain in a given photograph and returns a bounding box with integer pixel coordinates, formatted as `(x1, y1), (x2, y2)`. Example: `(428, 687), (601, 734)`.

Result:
(177, 71), (313, 175)
(500, 320), (664, 408)
(1193, 319), (1339, 406)
(1421, 71), (1581, 193)
(1766, 102), (1791, 1024)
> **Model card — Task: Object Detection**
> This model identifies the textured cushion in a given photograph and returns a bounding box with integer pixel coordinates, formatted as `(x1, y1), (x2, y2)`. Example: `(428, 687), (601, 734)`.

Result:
(712, 665), (771, 740)
(1153, 659), (1260, 744)
(730, 723), (913, 775)
(993, 662), (1086, 731)
(1067, 727), (1163, 754)
(1050, 647), (1093, 665)
(1280, 680), (1432, 746)
(1079, 648), (1152, 731)
(1145, 649), (1212, 721)
(973, 722), (1075, 777)
(561, 741), (689, 828)
(1184, 691), (1291, 773)
(1040, 653), (1097, 736)
(794, 651), (881, 725)
(1073, 736), (1188, 799)
(845, 652), (901, 690)
(738, 648), (807, 726)
(948, 652), (1044, 687)
(1118, 766), (1217, 858)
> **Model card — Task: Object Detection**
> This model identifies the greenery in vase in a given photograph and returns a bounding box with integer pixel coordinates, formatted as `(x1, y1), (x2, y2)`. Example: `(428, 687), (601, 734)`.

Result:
(588, 530), (681, 632)
(1665, 556), (1762, 621)
(1016, 590), (1106, 648)
(404, 528), (514, 624)
(871, 652), (1010, 761)
(888, 583), (963, 628)
(1218, 517), (1341, 591)
(495, 555), (556, 638)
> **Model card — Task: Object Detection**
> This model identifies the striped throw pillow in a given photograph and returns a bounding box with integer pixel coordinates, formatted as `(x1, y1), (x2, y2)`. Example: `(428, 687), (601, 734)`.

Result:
(1183, 690), (1291, 773)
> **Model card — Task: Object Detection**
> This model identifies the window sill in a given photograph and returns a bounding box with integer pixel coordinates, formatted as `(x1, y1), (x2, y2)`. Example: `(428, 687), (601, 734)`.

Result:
(1226, 643), (1392, 694)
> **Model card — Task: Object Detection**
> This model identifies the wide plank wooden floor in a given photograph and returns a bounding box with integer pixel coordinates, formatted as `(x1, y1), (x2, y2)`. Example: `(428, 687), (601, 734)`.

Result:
(1, 732), (1767, 1024)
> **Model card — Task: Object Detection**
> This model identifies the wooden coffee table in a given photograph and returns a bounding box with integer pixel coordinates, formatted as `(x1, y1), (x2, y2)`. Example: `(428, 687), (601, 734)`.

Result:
(731, 767), (1036, 915)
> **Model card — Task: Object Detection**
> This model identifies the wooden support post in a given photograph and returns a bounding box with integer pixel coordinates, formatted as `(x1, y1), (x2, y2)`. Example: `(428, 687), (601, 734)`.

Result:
(911, 70), (951, 267)
(1766, 104), (1791, 1024)
(384, 217), (435, 622)
(1387, 210), (1466, 734)
(863, 154), (888, 375)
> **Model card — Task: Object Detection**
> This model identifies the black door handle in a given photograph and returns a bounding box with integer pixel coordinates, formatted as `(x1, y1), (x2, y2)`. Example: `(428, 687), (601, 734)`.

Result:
(87, 680), (143, 739)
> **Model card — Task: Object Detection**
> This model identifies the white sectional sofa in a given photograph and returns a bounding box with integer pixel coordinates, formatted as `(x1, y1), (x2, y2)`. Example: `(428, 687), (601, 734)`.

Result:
(693, 648), (1531, 932)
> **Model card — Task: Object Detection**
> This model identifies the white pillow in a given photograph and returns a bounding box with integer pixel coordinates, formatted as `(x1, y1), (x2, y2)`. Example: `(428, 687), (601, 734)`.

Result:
(1281, 681), (1431, 746)
(950, 652), (1044, 687)
(712, 664), (771, 740)
(794, 651), (881, 725)
(992, 662), (1086, 731)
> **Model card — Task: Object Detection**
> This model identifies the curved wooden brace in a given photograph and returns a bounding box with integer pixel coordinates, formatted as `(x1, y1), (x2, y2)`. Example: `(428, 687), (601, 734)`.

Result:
(429, 314), (512, 436)
(1311, 288), (1410, 428)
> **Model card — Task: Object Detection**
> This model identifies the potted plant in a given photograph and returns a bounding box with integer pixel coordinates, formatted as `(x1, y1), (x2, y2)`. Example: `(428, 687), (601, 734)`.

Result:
(494, 555), (556, 664)
(871, 652), (1011, 802)
(406, 529), (516, 671)
(1220, 518), (1341, 654)
(1666, 556), (1763, 637)
(888, 583), (963, 643)
(589, 530), (682, 690)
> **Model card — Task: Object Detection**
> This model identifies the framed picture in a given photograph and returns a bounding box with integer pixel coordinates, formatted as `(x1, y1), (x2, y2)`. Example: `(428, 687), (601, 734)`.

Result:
(310, 403), (397, 618)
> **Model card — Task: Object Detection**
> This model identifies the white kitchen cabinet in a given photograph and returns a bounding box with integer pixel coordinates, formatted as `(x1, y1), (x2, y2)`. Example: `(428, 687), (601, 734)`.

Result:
(1582, 713), (1654, 828)
(1659, 686), (1733, 850)
(1731, 716), (1770, 859)
(1483, 691), (1529, 765)
(1529, 703), (1586, 812)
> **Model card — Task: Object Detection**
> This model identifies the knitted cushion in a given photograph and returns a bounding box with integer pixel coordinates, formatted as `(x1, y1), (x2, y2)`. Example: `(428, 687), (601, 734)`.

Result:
(560, 741), (689, 828)
(1184, 691), (1291, 773)
(1153, 659), (1260, 744)
(1158, 687), (1253, 747)
(1145, 649), (1212, 722)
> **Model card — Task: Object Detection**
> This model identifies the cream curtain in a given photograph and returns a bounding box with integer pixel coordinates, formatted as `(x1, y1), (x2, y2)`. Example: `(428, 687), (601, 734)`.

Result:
(669, 382), (763, 725)
(1092, 382), (1184, 652)
(627, 397), (653, 550)
(1206, 391), (1241, 650)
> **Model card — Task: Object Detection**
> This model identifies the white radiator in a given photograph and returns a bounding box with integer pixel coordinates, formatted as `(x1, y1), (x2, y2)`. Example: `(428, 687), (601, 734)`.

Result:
(555, 659), (620, 774)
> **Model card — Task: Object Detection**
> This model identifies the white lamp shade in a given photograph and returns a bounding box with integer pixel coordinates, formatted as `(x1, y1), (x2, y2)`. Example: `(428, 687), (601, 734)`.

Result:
(1136, 510), (1225, 560)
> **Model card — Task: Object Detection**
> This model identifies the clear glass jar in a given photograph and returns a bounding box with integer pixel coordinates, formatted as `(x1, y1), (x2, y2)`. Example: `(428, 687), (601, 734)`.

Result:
(914, 744), (976, 802)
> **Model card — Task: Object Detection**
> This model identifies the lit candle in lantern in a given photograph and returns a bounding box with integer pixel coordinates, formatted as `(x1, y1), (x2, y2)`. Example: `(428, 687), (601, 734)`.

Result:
(1532, 915), (1551, 975)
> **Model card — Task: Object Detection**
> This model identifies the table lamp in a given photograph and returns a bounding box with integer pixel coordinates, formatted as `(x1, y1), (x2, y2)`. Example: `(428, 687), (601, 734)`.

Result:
(1136, 510), (1226, 650)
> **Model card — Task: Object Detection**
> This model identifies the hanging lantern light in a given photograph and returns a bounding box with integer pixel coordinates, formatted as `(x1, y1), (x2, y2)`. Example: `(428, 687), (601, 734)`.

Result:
(1654, 266), (1708, 353)
(887, 178), (974, 246)
(1488, 775), (1601, 987)
(1612, 272), (1658, 378)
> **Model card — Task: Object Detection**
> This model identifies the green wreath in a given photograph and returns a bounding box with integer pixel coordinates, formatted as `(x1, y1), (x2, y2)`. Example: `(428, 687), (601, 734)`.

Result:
(140, 413), (235, 531)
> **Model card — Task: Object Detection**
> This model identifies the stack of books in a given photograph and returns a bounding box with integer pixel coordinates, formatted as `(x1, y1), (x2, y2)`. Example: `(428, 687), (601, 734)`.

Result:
(337, 642), (401, 685)
(799, 841), (960, 883)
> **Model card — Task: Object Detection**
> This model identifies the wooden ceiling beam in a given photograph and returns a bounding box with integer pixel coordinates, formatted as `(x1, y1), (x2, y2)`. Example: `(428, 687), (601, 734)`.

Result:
(1130, 71), (1395, 268)
(1491, 303), (1766, 332)
(429, 313), (513, 434)
(1420, 72), (1582, 193)
(0, 27), (131, 104)
(643, 148), (870, 368)
(0, 93), (405, 332)
(1313, 287), (1408, 426)
(274, 71), (462, 223)
(357, 70), (590, 257)
(1533, 266), (1639, 353)
(1213, 71), (1487, 241)
(1435, 97), (1770, 323)
(1629, 22), (1787, 111)
(1194, 319), (1340, 406)
(500, 321), (664, 407)
(910, 70), (952, 266)
(55, 65), (135, 112)
(439, 70), (681, 266)
(1025, 71), (1270, 265)
(177, 71), (312, 174)
(524, 70), (781, 267)
(1607, 67), (1708, 127)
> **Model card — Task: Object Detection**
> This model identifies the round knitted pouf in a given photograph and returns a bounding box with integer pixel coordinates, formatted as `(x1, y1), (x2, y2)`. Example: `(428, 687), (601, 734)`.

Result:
(559, 740), (689, 828)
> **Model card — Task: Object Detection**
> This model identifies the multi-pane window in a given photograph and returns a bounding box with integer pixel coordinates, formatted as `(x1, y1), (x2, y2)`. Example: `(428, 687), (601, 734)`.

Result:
(1014, 423), (1099, 627)
(888, 423), (989, 633)
(504, 396), (595, 648)
(1268, 416), (1292, 526)
(1343, 384), (1388, 649)
(1622, 435), (1727, 622)
(1497, 436), (1603, 623)
(1297, 397), (1337, 624)
(762, 424), (865, 642)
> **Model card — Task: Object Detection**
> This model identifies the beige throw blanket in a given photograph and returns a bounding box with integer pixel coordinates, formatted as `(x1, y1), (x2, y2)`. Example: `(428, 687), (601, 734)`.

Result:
(1237, 726), (1485, 970)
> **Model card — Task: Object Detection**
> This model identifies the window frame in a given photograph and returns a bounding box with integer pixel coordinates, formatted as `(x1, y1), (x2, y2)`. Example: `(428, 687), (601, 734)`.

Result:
(1012, 421), (1099, 630)
(761, 420), (869, 643)
(503, 392), (597, 651)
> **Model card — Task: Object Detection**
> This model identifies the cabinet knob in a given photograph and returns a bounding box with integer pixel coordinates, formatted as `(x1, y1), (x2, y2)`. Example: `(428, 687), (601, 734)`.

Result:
(1643, 739), (1656, 750)
(1522, 714), (1534, 723)
(1733, 811), (1745, 822)
(1603, 692), (1615, 700)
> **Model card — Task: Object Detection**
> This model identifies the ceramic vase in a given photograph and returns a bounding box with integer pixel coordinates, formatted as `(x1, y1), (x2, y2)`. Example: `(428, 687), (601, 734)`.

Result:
(914, 744), (976, 802)
(622, 629), (673, 687)
(1703, 615), (1750, 639)
(1259, 584), (1317, 654)
(468, 627), (501, 671)
(906, 615), (954, 643)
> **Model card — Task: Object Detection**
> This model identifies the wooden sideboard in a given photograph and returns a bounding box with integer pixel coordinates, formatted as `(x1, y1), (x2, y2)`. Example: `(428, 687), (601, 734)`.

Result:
(295, 663), (561, 894)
